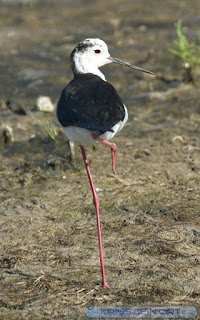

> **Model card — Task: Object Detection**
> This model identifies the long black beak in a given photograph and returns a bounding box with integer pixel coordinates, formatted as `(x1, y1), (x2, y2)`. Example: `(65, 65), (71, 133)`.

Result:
(109, 57), (155, 75)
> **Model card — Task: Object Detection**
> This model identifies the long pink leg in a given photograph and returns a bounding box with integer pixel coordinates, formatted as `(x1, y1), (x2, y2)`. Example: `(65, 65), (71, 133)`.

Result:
(91, 134), (117, 174)
(80, 145), (110, 288)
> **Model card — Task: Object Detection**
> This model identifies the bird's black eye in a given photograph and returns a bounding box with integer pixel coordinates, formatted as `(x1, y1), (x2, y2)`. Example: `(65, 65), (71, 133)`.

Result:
(94, 49), (101, 54)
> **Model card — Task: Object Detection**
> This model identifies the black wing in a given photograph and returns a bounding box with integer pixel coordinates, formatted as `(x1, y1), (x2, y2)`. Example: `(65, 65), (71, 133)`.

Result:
(56, 73), (125, 134)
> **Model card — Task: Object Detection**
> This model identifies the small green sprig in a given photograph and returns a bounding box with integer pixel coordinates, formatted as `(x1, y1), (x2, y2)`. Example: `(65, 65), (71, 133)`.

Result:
(42, 119), (58, 141)
(169, 20), (200, 69)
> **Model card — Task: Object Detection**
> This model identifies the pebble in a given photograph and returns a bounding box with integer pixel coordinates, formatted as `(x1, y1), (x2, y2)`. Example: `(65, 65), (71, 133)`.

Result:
(2, 126), (13, 144)
(36, 96), (55, 113)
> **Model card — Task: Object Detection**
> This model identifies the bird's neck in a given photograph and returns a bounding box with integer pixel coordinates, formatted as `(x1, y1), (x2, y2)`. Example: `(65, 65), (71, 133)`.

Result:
(72, 60), (106, 81)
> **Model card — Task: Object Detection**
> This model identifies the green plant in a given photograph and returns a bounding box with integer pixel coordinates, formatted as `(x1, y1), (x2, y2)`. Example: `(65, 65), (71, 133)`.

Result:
(42, 119), (58, 141)
(169, 20), (200, 71)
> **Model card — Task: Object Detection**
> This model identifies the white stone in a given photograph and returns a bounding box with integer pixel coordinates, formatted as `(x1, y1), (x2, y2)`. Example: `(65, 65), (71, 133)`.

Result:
(36, 96), (55, 112)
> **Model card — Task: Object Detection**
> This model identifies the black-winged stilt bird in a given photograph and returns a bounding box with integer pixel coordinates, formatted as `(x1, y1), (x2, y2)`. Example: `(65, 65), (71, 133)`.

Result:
(56, 38), (155, 288)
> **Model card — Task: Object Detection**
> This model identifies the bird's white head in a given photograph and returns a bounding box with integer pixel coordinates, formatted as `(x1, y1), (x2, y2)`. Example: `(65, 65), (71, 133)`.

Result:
(70, 38), (111, 80)
(70, 38), (155, 81)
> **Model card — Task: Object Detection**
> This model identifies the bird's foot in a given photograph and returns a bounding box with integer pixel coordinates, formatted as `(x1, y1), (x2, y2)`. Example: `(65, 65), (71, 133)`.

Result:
(102, 281), (110, 288)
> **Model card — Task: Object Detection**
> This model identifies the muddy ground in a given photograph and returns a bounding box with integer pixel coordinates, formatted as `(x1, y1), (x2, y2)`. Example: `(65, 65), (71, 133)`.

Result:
(0, 0), (200, 319)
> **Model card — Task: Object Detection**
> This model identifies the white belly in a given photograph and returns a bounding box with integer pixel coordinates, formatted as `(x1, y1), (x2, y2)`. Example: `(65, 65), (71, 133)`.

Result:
(63, 105), (128, 147)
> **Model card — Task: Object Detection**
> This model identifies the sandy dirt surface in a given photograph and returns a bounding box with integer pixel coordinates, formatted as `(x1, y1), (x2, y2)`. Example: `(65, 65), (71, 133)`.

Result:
(0, 0), (200, 319)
